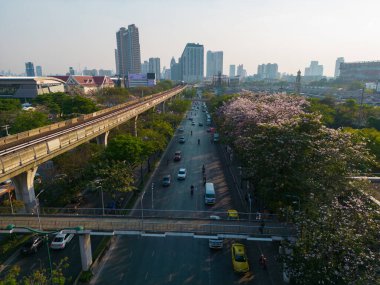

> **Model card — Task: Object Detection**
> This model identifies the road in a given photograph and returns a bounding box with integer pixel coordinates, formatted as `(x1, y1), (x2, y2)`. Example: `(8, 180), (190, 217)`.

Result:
(91, 102), (285, 285)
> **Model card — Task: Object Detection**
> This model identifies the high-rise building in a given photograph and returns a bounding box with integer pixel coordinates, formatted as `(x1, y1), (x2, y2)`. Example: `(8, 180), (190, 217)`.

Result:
(339, 61), (380, 81)
(83, 68), (98, 76)
(25, 62), (35, 77)
(35, 66), (42, 77)
(304, 61), (323, 77)
(99, 69), (113, 76)
(69, 67), (75, 75)
(181, 43), (204, 83)
(148, 58), (161, 80)
(115, 24), (142, 76)
(236, 64), (246, 78)
(141, 61), (149, 74)
(170, 57), (182, 81)
(206, 51), (223, 78)
(229, 65), (236, 77)
(334, 57), (344, 78)
(258, 63), (278, 80)
(115, 49), (119, 75)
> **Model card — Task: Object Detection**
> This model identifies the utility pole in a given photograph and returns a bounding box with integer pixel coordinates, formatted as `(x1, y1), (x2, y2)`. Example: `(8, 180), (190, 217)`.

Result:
(358, 87), (365, 127)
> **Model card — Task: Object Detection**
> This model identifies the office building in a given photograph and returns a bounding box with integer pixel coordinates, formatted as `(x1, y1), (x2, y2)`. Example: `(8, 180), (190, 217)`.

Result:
(69, 67), (75, 75)
(206, 51), (223, 78)
(304, 61), (323, 77)
(339, 61), (380, 81)
(25, 62), (35, 77)
(141, 60), (149, 74)
(149, 57), (161, 80)
(236, 64), (246, 78)
(170, 57), (182, 81)
(181, 43), (204, 83)
(114, 49), (119, 75)
(115, 24), (142, 76)
(229, 65), (236, 77)
(83, 68), (98, 76)
(334, 57), (344, 78)
(35, 66), (42, 77)
(98, 69), (113, 76)
(257, 63), (279, 80)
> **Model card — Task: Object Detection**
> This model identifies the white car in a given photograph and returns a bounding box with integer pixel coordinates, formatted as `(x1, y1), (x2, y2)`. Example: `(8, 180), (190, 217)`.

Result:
(177, 168), (187, 180)
(50, 233), (74, 249)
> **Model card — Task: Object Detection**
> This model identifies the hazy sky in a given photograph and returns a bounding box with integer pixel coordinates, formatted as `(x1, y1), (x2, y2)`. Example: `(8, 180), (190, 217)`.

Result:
(1, 0), (379, 76)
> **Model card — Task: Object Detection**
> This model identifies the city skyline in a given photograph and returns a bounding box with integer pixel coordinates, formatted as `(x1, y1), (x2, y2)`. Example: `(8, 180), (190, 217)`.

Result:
(1, 0), (379, 76)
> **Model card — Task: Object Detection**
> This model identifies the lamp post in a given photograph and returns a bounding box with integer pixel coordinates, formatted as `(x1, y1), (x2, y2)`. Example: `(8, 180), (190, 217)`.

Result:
(4, 224), (83, 284)
(8, 189), (14, 214)
(96, 186), (105, 216)
(140, 191), (145, 230)
(35, 189), (45, 230)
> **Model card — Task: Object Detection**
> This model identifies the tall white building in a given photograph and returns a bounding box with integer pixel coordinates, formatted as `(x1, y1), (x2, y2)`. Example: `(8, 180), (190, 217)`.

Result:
(141, 60), (149, 74)
(148, 57), (161, 80)
(229, 65), (236, 77)
(257, 63), (278, 79)
(181, 43), (204, 83)
(334, 57), (344, 78)
(305, 61), (323, 77)
(236, 64), (246, 78)
(206, 51), (223, 78)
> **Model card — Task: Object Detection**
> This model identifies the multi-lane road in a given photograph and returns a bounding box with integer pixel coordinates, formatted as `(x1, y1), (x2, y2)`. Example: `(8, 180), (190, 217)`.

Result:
(90, 102), (285, 285)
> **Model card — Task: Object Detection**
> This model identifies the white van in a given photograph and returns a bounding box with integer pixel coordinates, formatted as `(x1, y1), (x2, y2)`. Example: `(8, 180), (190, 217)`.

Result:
(205, 183), (216, 205)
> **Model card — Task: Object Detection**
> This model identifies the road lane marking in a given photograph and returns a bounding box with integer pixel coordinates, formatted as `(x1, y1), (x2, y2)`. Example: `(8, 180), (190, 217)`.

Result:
(152, 250), (155, 257)
(145, 272), (149, 280)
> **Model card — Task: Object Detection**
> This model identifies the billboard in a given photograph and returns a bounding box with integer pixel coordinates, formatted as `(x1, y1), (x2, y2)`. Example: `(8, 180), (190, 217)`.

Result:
(128, 73), (147, 81)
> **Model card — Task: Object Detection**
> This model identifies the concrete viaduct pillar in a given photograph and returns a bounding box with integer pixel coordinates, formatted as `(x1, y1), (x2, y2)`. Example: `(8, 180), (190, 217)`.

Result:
(79, 233), (93, 271)
(133, 115), (138, 137)
(162, 101), (166, 114)
(96, 131), (109, 147)
(12, 167), (38, 213)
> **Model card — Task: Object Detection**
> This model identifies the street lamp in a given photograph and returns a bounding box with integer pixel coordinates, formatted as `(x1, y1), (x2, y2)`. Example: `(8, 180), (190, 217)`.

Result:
(4, 224), (83, 284)
(96, 186), (105, 216)
(35, 189), (45, 230)
(140, 191), (145, 230)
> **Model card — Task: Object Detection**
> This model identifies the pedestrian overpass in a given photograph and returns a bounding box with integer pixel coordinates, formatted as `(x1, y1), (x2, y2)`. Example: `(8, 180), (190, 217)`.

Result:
(0, 211), (295, 272)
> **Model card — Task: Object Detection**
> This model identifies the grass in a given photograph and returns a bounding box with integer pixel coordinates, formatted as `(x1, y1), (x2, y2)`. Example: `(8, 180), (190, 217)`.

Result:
(0, 234), (31, 263)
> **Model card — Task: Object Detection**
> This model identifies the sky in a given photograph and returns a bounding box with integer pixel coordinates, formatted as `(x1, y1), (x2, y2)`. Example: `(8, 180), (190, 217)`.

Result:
(1, 0), (379, 77)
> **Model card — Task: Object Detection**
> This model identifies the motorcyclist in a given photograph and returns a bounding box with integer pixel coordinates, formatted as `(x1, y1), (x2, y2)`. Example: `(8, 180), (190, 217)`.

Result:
(191, 184), (194, 195)
(202, 164), (205, 173)
(198, 139), (200, 145)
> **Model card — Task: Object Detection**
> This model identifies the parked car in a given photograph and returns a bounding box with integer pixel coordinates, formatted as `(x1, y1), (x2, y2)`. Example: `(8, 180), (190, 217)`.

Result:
(231, 243), (249, 273)
(177, 168), (187, 180)
(191, 121), (195, 126)
(198, 122), (203, 126)
(162, 175), (171, 187)
(22, 235), (43, 254)
(174, 151), (182, 161)
(209, 238), (223, 249)
(50, 233), (74, 250)
(178, 127), (184, 132)
(179, 137), (186, 144)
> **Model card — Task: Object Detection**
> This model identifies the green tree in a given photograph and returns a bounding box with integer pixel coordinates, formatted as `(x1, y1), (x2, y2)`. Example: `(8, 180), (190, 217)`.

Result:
(105, 134), (144, 166)
(11, 111), (49, 134)
(61, 96), (98, 115)
(0, 99), (21, 112)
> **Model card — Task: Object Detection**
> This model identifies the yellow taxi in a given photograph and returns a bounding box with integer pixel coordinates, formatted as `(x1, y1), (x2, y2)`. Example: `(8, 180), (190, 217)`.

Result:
(231, 243), (249, 273)
(227, 209), (239, 220)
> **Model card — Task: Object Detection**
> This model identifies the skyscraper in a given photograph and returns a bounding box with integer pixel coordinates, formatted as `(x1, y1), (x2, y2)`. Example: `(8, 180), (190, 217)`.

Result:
(236, 64), (246, 78)
(25, 62), (35, 77)
(304, 61), (323, 77)
(115, 49), (119, 75)
(141, 61), (149, 74)
(170, 57), (182, 81)
(257, 63), (278, 80)
(35, 65), (42, 77)
(206, 51), (223, 78)
(149, 58), (161, 80)
(334, 57), (344, 78)
(115, 24), (142, 76)
(229, 65), (236, 77)
(69, 67), (75, 75)
(181, 43), (204, 83)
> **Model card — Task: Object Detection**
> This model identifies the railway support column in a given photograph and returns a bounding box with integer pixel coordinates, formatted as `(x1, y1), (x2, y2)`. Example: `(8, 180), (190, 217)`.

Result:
(96, 131), (109, 147)
(162, 101), (166, 114)
(79, 233), (92, 271)
(12, 167), (38, 213)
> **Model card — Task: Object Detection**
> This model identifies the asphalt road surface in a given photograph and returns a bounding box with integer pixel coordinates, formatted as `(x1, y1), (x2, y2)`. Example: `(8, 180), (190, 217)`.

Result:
(91, 103), (285, 285)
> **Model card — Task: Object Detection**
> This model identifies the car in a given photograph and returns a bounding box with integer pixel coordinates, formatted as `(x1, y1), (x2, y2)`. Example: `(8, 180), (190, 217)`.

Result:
(231, 243), (249, 273)
(177, 168), (187, 180)
(50, 233), (74, 250)
(21, 235), (43, 254)
(188, 117), (193, 121)
(179, 137), (185, 143)
(162, 175), (171, 186)
(209, 238), (224, 249)
(191, 121), (195, 126)
(198, 122), (203, 126)
(178, 127), (184, 132)
(227, 209), (239, 220)
(174, 151), (182, 161)
(207, 128), (211, 133)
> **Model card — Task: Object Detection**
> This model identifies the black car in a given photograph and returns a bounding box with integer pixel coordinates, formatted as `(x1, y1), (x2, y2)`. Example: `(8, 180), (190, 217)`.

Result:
(22, 236), (44, 254)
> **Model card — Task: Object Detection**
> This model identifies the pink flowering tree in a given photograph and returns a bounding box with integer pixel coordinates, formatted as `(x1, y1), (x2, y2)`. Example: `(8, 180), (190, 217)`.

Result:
(281, 188), (380, 284)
